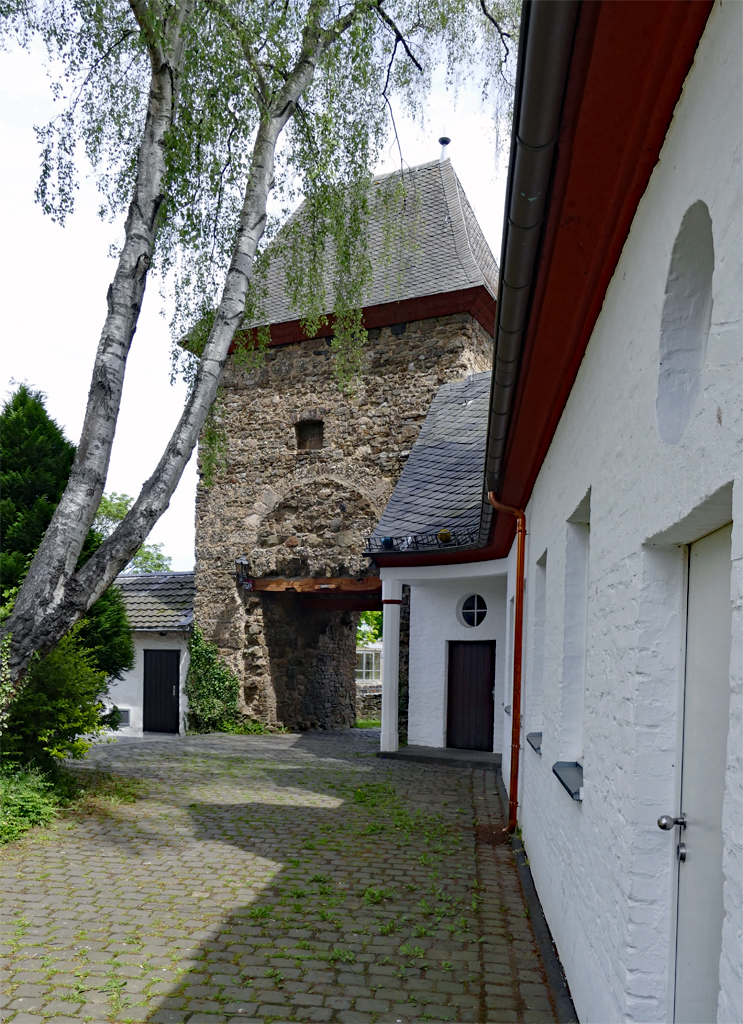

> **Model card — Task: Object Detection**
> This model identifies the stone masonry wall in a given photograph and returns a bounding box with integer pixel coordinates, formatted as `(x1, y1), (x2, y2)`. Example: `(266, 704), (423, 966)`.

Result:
(240, 594), (358, 729)
(195, 312), (492, 729)
(356, 686), (382, 720)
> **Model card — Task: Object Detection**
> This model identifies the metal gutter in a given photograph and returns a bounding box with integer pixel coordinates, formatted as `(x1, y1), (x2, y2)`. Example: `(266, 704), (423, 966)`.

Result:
(370, 0), (580, 568)
(485, 0), (580, 499)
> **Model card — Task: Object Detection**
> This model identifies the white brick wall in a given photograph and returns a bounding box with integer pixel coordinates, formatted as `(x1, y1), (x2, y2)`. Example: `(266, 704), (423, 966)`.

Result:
(106, 631), (190, 736)
(380, 560), (511, 752)
(514, 4), (742, 1021)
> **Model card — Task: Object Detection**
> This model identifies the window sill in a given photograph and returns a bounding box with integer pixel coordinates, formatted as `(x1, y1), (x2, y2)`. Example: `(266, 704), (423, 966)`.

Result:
(526, 732), (542, 754)
(552, 761), (583, 801)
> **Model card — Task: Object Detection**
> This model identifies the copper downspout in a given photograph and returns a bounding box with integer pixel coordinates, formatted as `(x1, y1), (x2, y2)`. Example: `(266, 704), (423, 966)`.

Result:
(488, 492), (526, 832)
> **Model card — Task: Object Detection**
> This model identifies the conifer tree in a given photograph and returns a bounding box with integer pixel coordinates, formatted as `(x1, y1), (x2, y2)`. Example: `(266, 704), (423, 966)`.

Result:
(0, 385), (75, 592)
(0, 385), (134, 681)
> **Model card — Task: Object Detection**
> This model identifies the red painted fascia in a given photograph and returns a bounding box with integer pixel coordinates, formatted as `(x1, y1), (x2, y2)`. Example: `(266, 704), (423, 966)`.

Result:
(230, 285), (496, 353)
(374, 0), (713, 569)
(490, 0), (714, 555)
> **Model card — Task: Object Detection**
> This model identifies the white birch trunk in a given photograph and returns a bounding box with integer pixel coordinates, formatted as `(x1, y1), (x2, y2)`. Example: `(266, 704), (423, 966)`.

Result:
(2, 6), (348, 693)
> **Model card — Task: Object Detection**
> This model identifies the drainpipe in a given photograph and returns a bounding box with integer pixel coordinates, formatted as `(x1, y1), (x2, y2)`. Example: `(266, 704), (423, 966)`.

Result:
(380, 577), (403, 753)
(485, 0), (579, 498)
(488, 492), (525, 833)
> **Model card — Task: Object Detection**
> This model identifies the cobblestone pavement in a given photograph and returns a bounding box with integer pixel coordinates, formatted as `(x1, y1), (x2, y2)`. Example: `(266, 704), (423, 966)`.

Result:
(1, 730), (557, 1024)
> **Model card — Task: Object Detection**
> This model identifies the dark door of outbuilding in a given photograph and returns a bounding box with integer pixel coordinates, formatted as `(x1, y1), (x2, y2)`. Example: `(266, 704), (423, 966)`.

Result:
(143, 649), (180, 733)
(447, 641), (495, 751)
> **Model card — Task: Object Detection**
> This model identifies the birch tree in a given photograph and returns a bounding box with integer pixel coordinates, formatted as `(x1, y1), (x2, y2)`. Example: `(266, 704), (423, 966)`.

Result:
(0, 0), (519, 701)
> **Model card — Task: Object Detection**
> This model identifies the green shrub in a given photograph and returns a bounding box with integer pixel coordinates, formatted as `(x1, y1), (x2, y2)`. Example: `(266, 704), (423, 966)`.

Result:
(0, 386), (134, 763)
(357, 610), (382, 645)
(220, 718), (273, 735)
(185, 626), (241, 732)
(0, 764), (146, 844)
(0, 385), (75, 592)
(0, 764), (58, 843)
(2, 628), (118, 766)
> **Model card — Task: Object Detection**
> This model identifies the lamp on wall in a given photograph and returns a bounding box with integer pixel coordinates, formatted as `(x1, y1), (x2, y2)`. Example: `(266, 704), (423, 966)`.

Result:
(235, 558), (254, 590)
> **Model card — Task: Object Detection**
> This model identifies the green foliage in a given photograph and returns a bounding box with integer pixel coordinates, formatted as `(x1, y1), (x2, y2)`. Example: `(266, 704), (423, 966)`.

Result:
(323, 947), (357, 964)
(0, 634), (13, 733)
(76, 584), (134, 679)
(0, 384), (75, 591)
(0, 763), (144, 844)
(353, 717), (381, 729)
(350, 780), (462, 855)
(184, 632), (287, 732)
(4, 0), (520, 388)
(219, 717), (285, 735)
(0, 385), (134, 757)
(94, 492), (172, 573)
(363, 885), (395, 905)
(0, 764), (58, 843)
(357, 610), (382, 645)
(353, 781), (396, 809)
(127, 544), (172, 573)
(0, 386), (135, 689)
(399, 943), (426, 958)
(185, 626), (241, 732)
(2, 628), (119, 766)
(198, 397), (229, 489)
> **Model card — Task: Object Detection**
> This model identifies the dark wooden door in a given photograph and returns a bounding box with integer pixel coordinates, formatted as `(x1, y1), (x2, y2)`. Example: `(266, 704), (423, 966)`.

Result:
(143, 650), (180, 733)
(447, 641), (495, 751)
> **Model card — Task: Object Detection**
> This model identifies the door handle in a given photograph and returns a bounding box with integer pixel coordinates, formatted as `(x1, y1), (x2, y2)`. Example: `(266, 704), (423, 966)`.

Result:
(658, 813), (687, 830)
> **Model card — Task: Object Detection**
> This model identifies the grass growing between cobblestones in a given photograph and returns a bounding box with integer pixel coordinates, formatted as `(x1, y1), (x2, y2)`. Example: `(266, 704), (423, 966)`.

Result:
(0, 732), (557, 1023)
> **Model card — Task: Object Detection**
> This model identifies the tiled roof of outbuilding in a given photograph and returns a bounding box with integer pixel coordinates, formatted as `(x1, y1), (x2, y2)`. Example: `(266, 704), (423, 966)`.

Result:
(368, 371), (491, 551)
(114, 571), (195, 632)
(255, 160), (498, 328)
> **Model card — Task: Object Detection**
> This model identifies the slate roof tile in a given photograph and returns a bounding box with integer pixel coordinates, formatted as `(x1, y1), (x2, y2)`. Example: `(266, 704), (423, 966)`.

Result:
(254, 159), (498, 328)
(114, 571), (195, 631)
(369, 371), (491, 549)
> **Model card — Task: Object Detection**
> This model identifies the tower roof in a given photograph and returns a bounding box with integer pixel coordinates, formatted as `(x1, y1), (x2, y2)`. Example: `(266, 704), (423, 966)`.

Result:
(250, 159), (498, 342)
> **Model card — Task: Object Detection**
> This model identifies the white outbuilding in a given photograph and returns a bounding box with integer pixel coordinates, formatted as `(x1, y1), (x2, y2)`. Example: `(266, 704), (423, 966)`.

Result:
(106, 572), (194, 736)
(368, 2), (742, 1021)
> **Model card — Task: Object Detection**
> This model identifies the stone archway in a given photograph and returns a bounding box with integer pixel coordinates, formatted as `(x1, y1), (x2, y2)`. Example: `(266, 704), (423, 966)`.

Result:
(239, 475), (384, 730)
(248, 475), (383, 580)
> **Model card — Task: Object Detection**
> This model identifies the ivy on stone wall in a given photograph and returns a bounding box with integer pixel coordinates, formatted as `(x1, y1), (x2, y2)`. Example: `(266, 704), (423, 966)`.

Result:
(185, 627), (241, 733)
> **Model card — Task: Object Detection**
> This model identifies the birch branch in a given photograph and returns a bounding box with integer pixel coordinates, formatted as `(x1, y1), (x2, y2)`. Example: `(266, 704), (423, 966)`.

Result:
(3, 0), (193, 680)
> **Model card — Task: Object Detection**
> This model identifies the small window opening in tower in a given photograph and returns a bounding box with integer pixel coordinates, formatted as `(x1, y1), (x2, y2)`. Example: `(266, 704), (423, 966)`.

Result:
(295, 420), (324, 450)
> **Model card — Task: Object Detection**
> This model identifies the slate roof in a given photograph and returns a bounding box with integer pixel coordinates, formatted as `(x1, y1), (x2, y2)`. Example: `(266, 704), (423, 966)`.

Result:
(367, 372), (492, 553)
(255, 159), (498, 328)
(115, 571), (195, 631)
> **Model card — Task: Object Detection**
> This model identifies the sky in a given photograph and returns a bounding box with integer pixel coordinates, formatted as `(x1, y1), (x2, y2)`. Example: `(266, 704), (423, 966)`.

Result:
(0, 45), (508, 572)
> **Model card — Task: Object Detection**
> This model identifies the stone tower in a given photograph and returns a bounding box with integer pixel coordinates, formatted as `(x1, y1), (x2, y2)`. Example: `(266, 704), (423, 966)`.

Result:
(194, 159), (498, 730)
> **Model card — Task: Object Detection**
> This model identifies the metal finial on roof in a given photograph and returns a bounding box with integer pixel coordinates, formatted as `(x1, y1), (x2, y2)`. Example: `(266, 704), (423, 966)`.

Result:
(438, 136), (451, 162)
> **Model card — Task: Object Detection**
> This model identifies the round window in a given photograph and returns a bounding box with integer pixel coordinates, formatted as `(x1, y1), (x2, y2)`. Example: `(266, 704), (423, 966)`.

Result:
(462, 594), (487, 627)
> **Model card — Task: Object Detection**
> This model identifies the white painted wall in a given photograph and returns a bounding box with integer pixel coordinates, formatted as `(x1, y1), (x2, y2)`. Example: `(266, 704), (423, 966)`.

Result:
(405, 573), (507, 750)
(511, 6), (742, 1022)
(106, 631), (190, 736)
